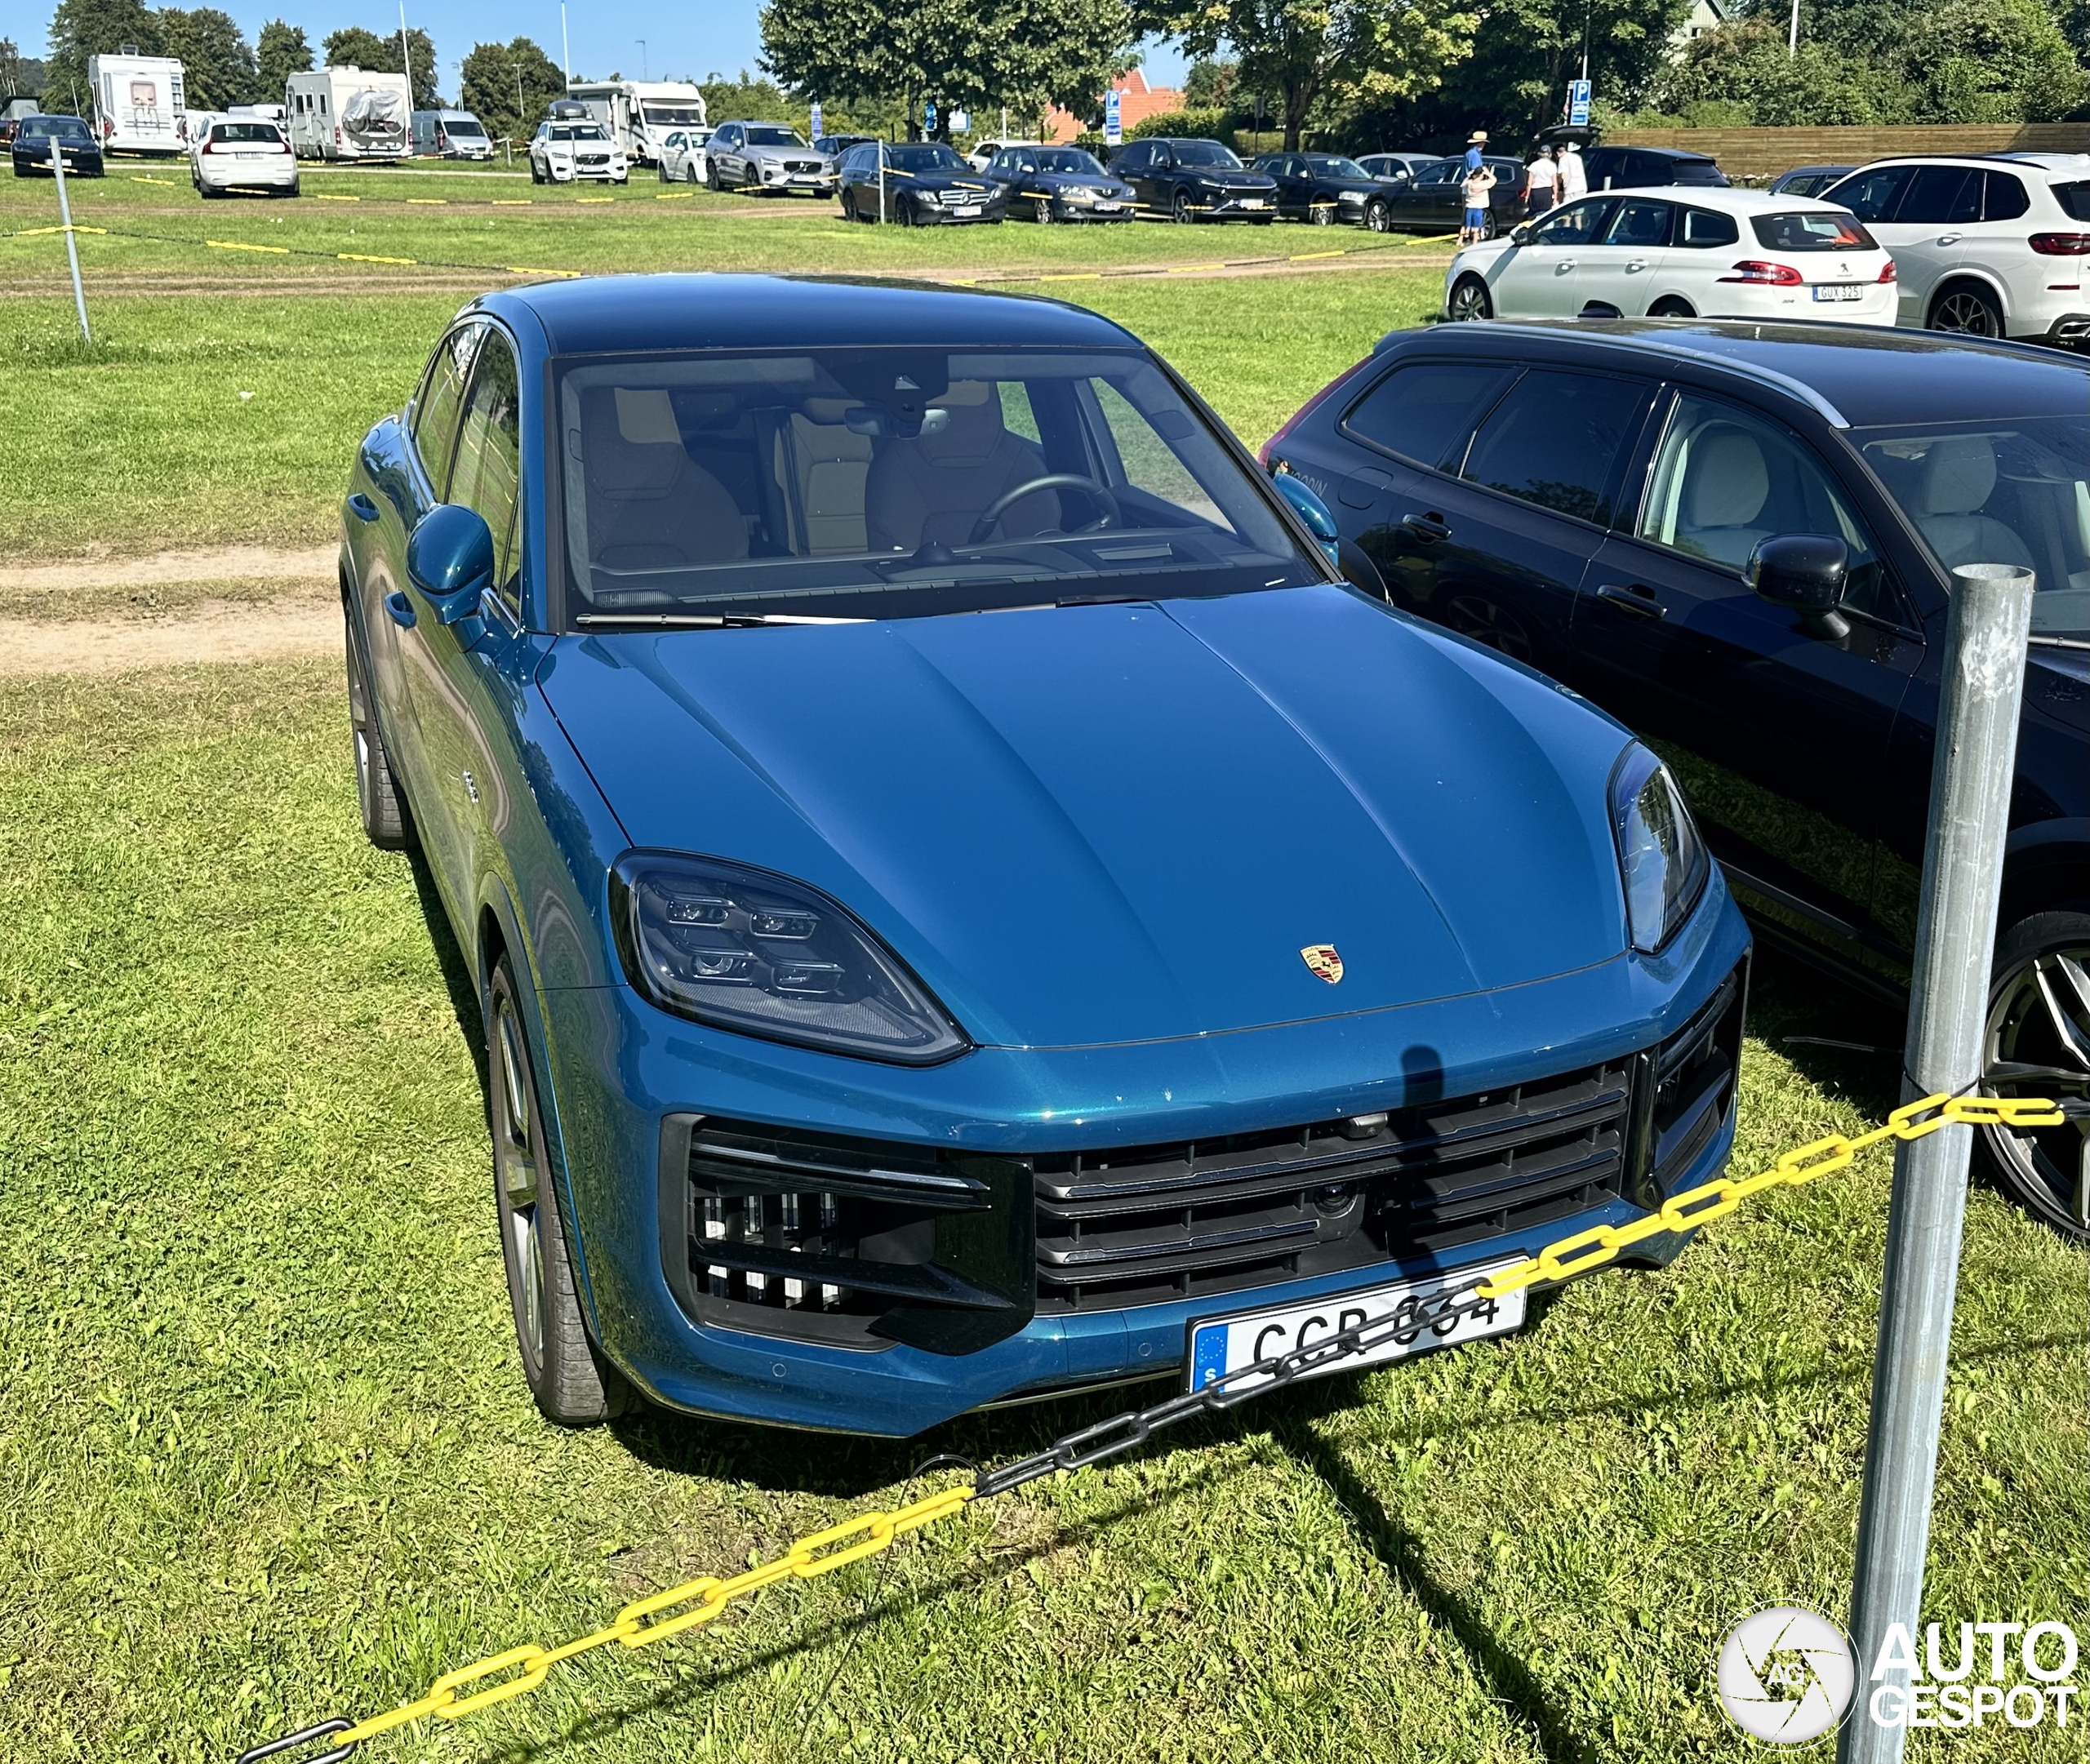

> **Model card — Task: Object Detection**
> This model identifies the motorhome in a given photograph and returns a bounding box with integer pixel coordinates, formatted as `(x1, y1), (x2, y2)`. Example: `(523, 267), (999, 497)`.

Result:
(284, 67), (412, 162)
(87, 53), (187, 156)
(411, 109), (492, 160)
(564, 80), (705, 167)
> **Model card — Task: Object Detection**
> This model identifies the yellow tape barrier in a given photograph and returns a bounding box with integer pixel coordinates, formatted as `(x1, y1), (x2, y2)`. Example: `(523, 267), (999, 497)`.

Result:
(247, 1090), (2056, 1760)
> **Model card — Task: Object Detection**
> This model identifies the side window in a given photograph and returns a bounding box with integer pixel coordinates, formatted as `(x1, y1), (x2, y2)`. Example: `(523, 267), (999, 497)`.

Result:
(1678, 206), (1740, 247)
(1636, 393), (1892, 620)
(411, 322), (480, 496)
(1603, 198), (1674, 248)
(447, 331), (524, 611)
(1088, 380), (1226, 527)
(1983, 171), (2030, 221)
(1830, 165), (1911, 223)
(1897, 166), (1981, 225)
(1459, 370), (1652, 526)
(1531, 197), (1621, 245)
(1115, 142), (1146, 172)
(1341, 361), (1519, 471)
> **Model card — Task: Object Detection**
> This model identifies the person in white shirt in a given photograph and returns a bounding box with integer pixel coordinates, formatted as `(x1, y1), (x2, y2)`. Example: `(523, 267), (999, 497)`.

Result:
(1556, 141), (1587, 202)
(1525, 145), (1558, 215)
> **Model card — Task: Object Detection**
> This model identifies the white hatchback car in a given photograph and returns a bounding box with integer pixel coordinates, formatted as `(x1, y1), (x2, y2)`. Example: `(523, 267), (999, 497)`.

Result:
(1818, 154), (2090, 346)
(190, 118), (299, 198)
(656, 126), (712, 185)
(1444, 188), (1895, 327)
(529, 119), (629, 185)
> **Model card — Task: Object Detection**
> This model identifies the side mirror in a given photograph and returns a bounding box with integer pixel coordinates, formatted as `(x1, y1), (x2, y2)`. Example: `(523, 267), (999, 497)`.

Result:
(407, 503), (496, 626)
(1747, 534), (1850, 638)
(1273, 471), (1341, 570)
(1510, 223), (1532, 245)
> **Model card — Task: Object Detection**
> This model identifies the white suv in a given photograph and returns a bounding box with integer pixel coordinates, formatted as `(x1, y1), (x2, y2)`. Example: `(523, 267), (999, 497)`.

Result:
(529, 119), (629, 185)
(1821, 154), (2090, 346)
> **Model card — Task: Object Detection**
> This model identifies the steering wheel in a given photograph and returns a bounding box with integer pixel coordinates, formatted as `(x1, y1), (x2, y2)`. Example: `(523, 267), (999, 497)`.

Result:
(967, 473), (1121, 545)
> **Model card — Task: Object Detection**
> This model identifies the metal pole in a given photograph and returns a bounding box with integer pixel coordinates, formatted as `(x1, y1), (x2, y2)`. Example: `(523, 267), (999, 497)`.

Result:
(1839, 562), (2035, 1764)
(398, 0), (415, 104)
(561, 2), (571, 87)
(50, 135), (91, 343)
(1790, 0), (1801, 56)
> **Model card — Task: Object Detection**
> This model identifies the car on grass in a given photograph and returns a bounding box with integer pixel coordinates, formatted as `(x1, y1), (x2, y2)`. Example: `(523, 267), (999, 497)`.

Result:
(1820, 155), (2090, 346)
(1357, 150), (1439, 189)
(11, 113), (103, 178)
(339, 271), (1752, 1431)
(530, 117), (628, 185)
(1380, 154), (1530, 238)
(1252, 152), (1394, 228)
(190, 117), (299, 198)
(835, 141), (1003, 224)
(1109, 136), (1278, 223)
(1261, 318), (2088, 1236)
(1580, 143), (1729, 193)
(1770, 163), (1857, 199)
(705, 120), (834, 197)
(411, 108), (493, 161)
(812, 131), (874, 161)
(1443, 189), (1894, 325)
(965, 136), (1043, 172)
(656, 126), (712, 184)
(980, 144), (1134, 222)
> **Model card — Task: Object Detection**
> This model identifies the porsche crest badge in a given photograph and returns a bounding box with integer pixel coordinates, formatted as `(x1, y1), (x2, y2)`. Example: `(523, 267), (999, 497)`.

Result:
(1300, 944), (1344, 984)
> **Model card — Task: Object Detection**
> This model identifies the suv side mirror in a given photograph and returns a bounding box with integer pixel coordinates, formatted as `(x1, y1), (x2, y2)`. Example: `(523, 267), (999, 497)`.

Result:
(1748, 534), (1850, 638)
(1273, 471), (1341, 570)
(407, 503), (496, 625)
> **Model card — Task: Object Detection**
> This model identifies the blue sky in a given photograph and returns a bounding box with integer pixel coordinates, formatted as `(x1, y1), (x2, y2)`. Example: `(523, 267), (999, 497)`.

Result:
(18, 2), (1190, 99)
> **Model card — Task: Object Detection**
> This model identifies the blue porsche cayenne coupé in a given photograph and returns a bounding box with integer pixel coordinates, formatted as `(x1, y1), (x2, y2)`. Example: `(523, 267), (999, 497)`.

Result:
(340, 273), (1751, 1433)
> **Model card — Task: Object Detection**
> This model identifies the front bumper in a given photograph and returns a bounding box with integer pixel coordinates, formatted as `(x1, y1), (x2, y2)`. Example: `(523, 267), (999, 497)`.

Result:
(536, 868), (1752, 1436)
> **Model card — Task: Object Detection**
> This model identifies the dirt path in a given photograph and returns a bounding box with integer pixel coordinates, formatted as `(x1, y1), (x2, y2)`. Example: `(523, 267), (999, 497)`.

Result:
(0, 544), (336, 595)
(0, 599), (338, 678)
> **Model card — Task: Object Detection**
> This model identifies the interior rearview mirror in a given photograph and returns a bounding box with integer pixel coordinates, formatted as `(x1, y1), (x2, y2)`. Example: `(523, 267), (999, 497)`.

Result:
(1272, 471), (1342, 571)
(407, 503), (496, 626)
(1747, 534), (1850, 638)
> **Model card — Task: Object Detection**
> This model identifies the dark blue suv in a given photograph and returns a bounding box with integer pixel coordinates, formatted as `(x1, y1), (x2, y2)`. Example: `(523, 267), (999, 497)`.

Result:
(1265, 320), (2089, 1237)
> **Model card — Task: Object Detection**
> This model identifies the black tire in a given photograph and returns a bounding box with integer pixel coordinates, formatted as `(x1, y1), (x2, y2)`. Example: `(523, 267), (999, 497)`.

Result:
(1310, 202), (1335, 226)
(529, 158), (544, 184)
(1172, 189), (1196, 224)
(344, 605), (411, 851)
(1980, 909), (2090, 1240)
(656, 161), (666, 182)
(686, 161), (700, 184)
(841, 189), (858, 223)
(706, 160), (723, 192)
(1447, 273), (1492, 322)
(1648, 296), (1695, 318)
(1033, 196), (1052, 224)
(1929, 281), (2005, 338)
(1364, 198), (1391, 233)
(489, 955), (634, 1424)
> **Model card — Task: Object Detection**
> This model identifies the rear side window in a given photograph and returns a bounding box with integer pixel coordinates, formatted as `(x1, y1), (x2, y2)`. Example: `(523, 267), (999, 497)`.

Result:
(1342, 362), (1518, 471)
(1604, 198), (1674, 248)
(1671, 159), (1725, 186)
(1897, 166), (1981, 225)
(1750, 210), (1876, 251)
(1828, 164), (1912, 222)
(1458, 370), (1652, 526)
(2055, 180), (2090, 221)
(1982, 171), (2030, 221)
(411, 322), (481, 496)
(1679, 207), (1740, 247)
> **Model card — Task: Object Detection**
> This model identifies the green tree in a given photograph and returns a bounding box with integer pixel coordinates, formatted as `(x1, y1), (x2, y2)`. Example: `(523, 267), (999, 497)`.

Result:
(255, 18), (312, 96)
(460, 36), (563, 143)
(321, 23), (437, 104)
(1656, 17), (1890, 123)
(760, 0), (1138, 137)
(1182, 56), (1238, 106)
(1897, 0), (2088, 121)
(699, 69), (796, 121)
(43, 0), (164, 113)
(154, 7), (256, 109)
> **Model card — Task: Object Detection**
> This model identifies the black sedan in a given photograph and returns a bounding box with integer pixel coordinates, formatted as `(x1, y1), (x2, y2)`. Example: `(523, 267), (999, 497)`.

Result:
(1252, 152), (1394, 229)
(834, 140), (1004, 225)
(1108, 136), (1277, 223)
(981, 144), (1134, 222)
(1381, 155), (1528, 236)
(1262, 320), (2090, 1237)
(11, 113), (104, 179)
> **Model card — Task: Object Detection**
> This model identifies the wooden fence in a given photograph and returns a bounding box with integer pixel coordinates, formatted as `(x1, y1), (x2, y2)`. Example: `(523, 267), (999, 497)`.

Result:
(1608, 123), (2089, 180)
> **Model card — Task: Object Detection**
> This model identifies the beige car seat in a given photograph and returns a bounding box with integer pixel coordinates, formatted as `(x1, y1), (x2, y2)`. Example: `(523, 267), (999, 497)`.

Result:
(582, 387), (749, 571)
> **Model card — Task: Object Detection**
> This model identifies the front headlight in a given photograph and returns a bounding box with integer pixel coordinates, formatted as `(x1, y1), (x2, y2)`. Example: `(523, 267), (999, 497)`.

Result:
(611, 851), (969, 1064)
(1608, 745), (1709, 954)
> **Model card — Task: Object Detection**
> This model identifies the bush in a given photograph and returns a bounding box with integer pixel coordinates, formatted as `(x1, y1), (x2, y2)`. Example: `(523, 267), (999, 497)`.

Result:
(1127, 106), (1234, 144)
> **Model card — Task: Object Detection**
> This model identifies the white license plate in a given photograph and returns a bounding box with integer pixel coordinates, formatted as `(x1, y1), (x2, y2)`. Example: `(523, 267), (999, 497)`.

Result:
(952, 203), (981, 216)
(1240, 198), (1266, 209)
(1186, 1261), (1525, 1395)
(1813, 284), (1865, 301)
(1094, 202), (1122, 211)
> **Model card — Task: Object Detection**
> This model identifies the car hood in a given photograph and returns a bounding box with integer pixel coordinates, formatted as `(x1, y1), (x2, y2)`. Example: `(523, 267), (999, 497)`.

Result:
(1034, 175), (1127, 193)
(542, 586), (1632, 1051)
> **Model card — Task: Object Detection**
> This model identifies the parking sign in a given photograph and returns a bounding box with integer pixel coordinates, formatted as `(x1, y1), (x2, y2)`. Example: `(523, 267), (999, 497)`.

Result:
(809, 100), (822, 141)
(924, 99), (937, 135)
(1104, 89), (1122, 146)
(1568, 79), (1591, 127)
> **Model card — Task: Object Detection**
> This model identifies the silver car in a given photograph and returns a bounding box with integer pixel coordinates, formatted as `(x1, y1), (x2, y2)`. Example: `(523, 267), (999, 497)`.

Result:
(705, 120), (834, 196)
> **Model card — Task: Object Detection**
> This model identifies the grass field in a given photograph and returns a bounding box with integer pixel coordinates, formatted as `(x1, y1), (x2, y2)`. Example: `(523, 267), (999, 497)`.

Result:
(0, 158), (2083, 1764)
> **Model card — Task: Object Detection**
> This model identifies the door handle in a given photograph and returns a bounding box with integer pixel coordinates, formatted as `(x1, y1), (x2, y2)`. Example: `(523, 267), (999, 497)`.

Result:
(1594, 582), (1665, 618)
(1557, 258), (1576, 272)
(385, 589), (416, 628)
(1625, 258), (1647, 271)
(1400, 512), (1451, 542)
(1937, 233), (1960, 245)
(347, 493), (380, 522)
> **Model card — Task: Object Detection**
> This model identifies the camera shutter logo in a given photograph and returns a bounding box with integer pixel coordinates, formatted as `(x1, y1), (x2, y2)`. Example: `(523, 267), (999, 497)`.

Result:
(1716, 1605), (1857, 1744)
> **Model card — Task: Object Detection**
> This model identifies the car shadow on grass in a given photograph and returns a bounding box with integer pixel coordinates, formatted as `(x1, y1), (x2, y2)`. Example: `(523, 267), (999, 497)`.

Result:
(404, 834), (487, 1101)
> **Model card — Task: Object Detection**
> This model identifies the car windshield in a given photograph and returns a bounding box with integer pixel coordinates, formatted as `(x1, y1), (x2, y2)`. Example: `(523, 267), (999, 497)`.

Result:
(1751, 209), (1875, 251)
(1854, 416), (2089, 639)
(643, 104), (704, 125)
(212, 122), (283, 144)
(1036, 149), (1103, 175)
(444, 117), (487, 137)
(747, 125), (804, 146)
(1172, 140), (1242, 168)
(26, 118), (91, 140)
(556, 347), (1317, 625)
(883, 144), (964, 172)
(549, 124), (607, 141)
(1305, 155), (1369, 179)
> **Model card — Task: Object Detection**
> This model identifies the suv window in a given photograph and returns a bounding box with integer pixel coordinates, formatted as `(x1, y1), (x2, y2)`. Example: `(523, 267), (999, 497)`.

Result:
(448, 331), (524, 611)
(1459, 371), (1651, 525)
(1638, 393), (1892, 621)
(1896, 166), (1981, 225)
(1828, 164), (1912, 222)
(2055, 180), (2090, 222)
(1678, 206), (1740, 247)
(1342, 361), (1518, 470)
(412, 322), (481, 495)
(1114, 142), (1149, 171)
(1982, 170), (2030, 221)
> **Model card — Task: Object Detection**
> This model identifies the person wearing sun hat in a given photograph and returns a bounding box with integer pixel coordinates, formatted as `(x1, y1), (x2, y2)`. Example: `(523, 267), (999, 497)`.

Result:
(1464, 129), (1487, 174)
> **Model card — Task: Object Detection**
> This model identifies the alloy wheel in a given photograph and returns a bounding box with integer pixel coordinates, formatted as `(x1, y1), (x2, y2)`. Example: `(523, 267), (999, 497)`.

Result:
(1983, 937), (2090, 1234)
(1310, 202), (1334, 226)
(1365, 201), (1390, 233)
(1173, 191), (1194, 224)
(1932, 288), (2001, 336)
(493, 992), (545, 1371)
(1448, 277), (1492, 322)
(1034, 197), (1052, 224)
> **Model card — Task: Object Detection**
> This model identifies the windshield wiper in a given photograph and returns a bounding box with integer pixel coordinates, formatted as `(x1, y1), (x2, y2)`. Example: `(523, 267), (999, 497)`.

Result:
(572, 612), (867, 629)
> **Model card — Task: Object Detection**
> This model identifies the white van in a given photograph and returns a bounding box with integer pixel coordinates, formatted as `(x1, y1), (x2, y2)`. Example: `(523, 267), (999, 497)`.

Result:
(284, 67), (412, 162)
(564, 80), (706, 167)
(411, 109), (493, 160)
(87, 53), (187, 156)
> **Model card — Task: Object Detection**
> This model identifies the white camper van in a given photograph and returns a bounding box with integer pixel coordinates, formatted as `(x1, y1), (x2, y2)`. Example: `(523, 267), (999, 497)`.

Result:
(284, 67), (412, 162)
(563, 80), (706, 167)
(87, 53), (187, 156)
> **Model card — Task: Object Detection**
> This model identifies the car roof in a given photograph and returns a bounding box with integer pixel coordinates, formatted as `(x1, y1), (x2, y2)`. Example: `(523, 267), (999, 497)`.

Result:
(1390, 319), (2088, 428)
(1842, 153), (2088, 171)
(487, 273), (1145, 358)
(1568, 187), (1848, 212)
(1596, 144), (1716, 162)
